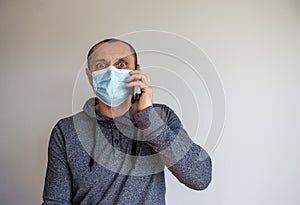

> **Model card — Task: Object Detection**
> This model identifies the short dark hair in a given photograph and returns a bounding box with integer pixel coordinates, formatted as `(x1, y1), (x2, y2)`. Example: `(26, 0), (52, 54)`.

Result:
(87, 38), (138, 68)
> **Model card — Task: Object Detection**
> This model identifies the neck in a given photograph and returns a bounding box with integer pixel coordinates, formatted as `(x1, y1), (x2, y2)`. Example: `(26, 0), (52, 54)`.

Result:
(95, 97), (132, 119)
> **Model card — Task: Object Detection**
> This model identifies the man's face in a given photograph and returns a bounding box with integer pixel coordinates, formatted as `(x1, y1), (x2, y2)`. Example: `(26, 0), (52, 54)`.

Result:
(88, 41), (136, 72)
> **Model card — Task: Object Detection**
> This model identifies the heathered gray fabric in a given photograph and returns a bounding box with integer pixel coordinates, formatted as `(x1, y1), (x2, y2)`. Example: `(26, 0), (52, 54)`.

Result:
(42, 98), (212, 205)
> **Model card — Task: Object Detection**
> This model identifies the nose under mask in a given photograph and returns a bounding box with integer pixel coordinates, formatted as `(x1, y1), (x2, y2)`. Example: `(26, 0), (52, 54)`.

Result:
(92, 65), (132, 107)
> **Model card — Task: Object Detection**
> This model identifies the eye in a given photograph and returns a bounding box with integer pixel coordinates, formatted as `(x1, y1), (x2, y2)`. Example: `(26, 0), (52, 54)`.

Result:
(97, 63), (107, 70)
(118, 62), (127, 68)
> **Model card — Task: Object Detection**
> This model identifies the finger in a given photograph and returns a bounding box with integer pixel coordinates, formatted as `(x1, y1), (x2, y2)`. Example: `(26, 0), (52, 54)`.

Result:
(129, 70), (150, 79)
(126, 74), (145, 82)
(126, 74), (149, 84)
(129, 69), (150, 81)
(130, 69), (142, 74)
(125, 80), (149, 89)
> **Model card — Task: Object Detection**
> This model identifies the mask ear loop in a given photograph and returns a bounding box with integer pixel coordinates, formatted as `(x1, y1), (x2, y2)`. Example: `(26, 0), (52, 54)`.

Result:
(131, 64), (141, 104)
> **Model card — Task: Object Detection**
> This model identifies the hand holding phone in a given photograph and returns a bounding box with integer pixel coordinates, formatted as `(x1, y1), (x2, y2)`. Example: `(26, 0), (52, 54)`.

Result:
(127, 65), (153, 113)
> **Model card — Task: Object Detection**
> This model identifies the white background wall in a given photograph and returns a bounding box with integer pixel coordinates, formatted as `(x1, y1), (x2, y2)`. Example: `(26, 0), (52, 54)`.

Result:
(1, 0), (300, 204)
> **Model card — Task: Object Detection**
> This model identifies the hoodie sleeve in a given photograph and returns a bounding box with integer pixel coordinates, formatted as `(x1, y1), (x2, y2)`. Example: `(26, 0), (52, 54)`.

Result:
(134, 105), (212, 190)
(42, 122), (72, 205)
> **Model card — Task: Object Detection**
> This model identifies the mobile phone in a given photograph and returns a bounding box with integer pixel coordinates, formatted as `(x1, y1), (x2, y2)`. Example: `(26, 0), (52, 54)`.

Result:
(133, 86), (142, 97)
(131, 64), (142, 104)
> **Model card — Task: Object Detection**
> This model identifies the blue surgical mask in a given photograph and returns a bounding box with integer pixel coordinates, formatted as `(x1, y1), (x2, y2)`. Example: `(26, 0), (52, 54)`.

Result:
(92, 65), (132, 107)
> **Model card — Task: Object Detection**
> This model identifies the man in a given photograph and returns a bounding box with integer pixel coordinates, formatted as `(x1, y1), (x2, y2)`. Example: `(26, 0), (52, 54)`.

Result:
(42, 38), (212, 205)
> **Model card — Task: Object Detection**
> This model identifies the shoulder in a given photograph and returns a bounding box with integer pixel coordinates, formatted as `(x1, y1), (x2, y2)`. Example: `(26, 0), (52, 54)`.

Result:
(152, 103), (172, 113)
(51, 111), (91, 138)
(56, 111), (91, 126)
(48, 111), (94, 150)
(152, 103), (178, 115)
(152, 103), (181, 123)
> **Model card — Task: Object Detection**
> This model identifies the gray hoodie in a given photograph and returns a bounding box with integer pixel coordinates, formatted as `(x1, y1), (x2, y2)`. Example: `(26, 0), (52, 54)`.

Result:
(42, 98), (212, 205)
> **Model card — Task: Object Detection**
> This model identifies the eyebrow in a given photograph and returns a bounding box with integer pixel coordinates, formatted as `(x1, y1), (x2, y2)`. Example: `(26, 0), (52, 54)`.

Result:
(93, 56), (131, 63)
(93, 58), (107, 62)
(115, 56), (131, 61)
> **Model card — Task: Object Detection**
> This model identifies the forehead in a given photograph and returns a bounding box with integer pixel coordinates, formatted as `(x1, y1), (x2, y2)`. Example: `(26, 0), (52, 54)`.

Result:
(90, 41), (133, 60)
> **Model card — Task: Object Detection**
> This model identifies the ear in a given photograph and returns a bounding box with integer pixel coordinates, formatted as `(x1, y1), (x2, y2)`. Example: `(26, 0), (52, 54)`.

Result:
(85, 68), (93, 86)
